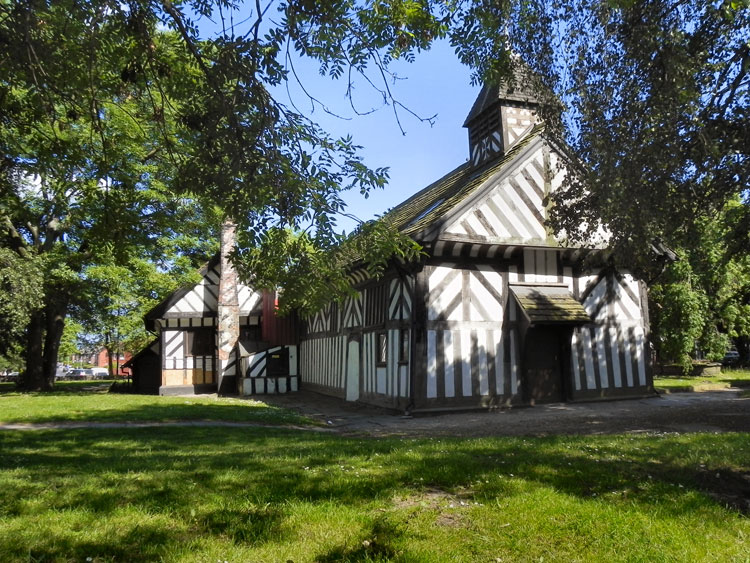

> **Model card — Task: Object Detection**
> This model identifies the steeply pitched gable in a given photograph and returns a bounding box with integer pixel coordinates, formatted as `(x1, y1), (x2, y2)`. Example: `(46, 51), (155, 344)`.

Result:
(144, 254), (263, 330)
(441, 138), (554, 245)
(383, 123), (546, 242)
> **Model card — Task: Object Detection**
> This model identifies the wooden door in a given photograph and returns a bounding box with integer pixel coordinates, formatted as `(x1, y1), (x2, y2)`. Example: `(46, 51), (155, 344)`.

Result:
(523, 327), (565, 404)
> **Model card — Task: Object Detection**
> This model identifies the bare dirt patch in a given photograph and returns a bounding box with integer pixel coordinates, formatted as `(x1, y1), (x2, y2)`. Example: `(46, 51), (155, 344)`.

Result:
(260, 389), (750, 438)
(392, 487), (456, 510)
(391, 487), (479, 528)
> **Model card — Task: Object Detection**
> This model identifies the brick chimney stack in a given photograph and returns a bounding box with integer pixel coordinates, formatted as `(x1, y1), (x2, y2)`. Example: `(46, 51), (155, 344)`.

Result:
(217, 219), (240, 393)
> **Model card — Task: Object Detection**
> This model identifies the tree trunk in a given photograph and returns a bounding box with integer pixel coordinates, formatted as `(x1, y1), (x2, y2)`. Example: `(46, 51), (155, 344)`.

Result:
(42, 295), (69, 390)
(21, 311), (45, 391)
(107, 344), (114, 378)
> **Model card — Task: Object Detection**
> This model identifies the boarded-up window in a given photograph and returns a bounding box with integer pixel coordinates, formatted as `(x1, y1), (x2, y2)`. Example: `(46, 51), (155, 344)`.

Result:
(185, 328), (214, 356)
(267, 348), (289, 377)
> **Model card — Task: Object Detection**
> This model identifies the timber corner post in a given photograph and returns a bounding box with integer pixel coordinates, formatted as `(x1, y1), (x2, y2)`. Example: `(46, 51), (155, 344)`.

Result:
(409, 265), (429, 414)
(640, 279), (657, 395)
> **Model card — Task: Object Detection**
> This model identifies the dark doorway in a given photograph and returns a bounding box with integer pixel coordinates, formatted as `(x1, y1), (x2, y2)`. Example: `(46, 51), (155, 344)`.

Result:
(266, 348), (289, 378)
(523, 327), (571, 404)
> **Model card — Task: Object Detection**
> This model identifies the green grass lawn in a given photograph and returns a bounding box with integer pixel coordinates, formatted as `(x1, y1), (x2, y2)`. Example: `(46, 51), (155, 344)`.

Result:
(0, 382), (312, 426)
(0, 392), (749, 561)
(653, 368), (750, 393)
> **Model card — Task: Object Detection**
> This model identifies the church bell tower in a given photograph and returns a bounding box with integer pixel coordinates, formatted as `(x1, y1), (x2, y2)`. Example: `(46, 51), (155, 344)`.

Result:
(463, 68), (541, 168)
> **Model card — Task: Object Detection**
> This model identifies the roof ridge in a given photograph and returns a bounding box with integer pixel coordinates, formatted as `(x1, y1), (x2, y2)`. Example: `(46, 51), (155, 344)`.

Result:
(383, 122), (546, 238)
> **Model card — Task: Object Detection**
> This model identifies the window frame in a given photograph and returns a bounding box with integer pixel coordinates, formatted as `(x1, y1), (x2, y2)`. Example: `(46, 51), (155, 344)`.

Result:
(375, 331), (388, 367)
(184, 328), (214, 357)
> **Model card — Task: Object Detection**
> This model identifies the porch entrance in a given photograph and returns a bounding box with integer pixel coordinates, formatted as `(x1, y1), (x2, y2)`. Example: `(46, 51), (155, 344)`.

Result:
(522, 326), (571, 404)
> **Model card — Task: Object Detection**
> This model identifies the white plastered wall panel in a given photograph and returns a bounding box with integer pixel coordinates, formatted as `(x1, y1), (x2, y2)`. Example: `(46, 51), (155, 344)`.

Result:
(164, 261), (261, 318)
(522, 249), (559, 283)
(469, 265), (504, 322)
(572, 272), (651, 395)
(443, 146), (549, 244)
(423, 262), (515, 403)
(357, 329), (410, 399)
(166, 265), (220, 315)
(306, 303), (333, 335)
(341, 293), (363, 329)
(388, 277), (414, 322)
(427, 264), (462, 321)
(299, 335), (347, 392)
(238, 285), (262, 315)
(612, 274), (642, 321)
(163, 330), (184, 370)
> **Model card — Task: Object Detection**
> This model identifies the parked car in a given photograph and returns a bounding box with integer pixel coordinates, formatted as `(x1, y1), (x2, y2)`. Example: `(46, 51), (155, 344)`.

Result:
(1, 371), (19, 382)
(722, 349), (740, 366)
(67, 368), (94, 380)
(90, 367), (108, 379)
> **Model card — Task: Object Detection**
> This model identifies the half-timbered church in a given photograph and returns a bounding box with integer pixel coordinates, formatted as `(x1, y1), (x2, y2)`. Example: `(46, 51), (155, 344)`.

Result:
(133, 78), (653, 410)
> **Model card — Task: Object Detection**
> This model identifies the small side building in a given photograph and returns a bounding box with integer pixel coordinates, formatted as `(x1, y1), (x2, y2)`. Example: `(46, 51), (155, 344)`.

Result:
(123, 340), (160, 394)
(141, 255), (299, 396)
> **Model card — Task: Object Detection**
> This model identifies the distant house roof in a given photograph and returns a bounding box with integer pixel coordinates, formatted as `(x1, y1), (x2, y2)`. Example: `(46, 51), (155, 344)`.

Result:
(383, 123), (545, 240)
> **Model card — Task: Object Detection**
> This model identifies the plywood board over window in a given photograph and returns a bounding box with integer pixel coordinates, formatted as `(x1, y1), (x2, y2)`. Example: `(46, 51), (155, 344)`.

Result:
(185, 328), (214, 356)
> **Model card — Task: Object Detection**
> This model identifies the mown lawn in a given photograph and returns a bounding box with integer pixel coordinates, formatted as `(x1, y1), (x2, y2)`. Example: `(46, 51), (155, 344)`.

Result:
(0, 382), (311, 426)
(0, 393), (748, 562)
(653, 368), (750, 393)
(0, 382), (313, 430)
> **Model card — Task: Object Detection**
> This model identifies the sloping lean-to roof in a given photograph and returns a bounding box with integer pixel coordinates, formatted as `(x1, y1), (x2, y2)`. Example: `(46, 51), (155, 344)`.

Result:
(511, 284), (591, 325)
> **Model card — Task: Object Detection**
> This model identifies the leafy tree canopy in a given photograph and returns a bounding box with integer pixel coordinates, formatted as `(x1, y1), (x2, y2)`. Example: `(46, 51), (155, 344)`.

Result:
(517, 0), (750, 279)
(0, 246), (44, 359)
(650, 198), (750, 370)
(2, 0), (749, 386)
(4, 0), (739, 282)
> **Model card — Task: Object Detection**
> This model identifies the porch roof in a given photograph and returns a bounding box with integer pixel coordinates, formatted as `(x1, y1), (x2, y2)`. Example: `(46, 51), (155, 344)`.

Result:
(510, 284), (591, 325)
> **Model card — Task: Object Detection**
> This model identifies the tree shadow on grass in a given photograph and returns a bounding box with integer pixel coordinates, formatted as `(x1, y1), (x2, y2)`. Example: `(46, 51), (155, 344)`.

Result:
(202, 504), (285, 545)
(9, 520), (177, 563)
(0, 381), (112, 395)
(0, 428), (748, 561)
(724, 378), (750, 388)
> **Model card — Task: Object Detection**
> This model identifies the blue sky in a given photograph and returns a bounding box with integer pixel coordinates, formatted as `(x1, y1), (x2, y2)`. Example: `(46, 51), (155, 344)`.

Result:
(271, 40), (479, 233)
(193, 8), (480, 233)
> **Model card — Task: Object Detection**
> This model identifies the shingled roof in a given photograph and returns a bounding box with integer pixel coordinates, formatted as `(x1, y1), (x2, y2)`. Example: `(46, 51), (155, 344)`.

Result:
(462, 63), (545, 128)
(511, 285), (591, 325)
(382, 122), (545, 239)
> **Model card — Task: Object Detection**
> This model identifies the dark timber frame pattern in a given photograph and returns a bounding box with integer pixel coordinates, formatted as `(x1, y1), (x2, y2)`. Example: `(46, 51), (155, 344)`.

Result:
(297, 81), (654, 411)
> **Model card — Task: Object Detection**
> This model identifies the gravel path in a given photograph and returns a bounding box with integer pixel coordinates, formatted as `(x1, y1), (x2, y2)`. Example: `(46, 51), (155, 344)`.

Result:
(1, 389), (748, 438)
(259, 388), (750, 437)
